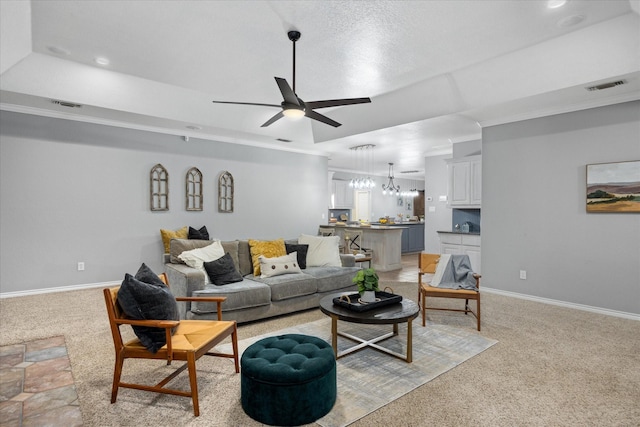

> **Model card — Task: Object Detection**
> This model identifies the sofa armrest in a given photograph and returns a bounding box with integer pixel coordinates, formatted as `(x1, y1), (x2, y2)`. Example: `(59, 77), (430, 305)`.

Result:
(164, 263), (207, 319)
(340, 254), (356, 267)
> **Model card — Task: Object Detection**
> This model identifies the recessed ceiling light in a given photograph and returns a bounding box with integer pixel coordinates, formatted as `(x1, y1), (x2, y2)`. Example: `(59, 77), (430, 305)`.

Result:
(47, 45), (70, 55)
(557, 14), (585, 28)
(94, 56), (110, 66)
(547, 0), (567, 9)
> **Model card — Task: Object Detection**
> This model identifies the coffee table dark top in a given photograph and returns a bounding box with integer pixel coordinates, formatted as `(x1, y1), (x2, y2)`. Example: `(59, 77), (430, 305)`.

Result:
(319, 292), (419, 325)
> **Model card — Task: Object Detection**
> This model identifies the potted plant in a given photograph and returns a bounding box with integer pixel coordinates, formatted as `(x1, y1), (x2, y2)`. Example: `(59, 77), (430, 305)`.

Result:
(353, 268), (379, 303)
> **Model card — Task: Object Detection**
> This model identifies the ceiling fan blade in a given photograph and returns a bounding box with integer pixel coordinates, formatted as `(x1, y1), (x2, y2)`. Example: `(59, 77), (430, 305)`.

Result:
(305, 97), (371, 110)
(305, 109), (341, 127)
(261, 111), (285, 127)
(274, 77), (300, 106)
(212, 100), (281, 108)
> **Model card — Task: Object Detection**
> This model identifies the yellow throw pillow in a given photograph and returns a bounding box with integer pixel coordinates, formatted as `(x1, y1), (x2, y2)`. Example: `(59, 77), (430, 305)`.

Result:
(248, 239), (286, 276)
(160, 226), (188, 253)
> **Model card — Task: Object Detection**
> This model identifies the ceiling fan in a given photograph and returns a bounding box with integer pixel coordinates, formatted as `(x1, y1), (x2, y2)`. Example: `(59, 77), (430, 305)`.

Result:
(212, 30), (371, 128)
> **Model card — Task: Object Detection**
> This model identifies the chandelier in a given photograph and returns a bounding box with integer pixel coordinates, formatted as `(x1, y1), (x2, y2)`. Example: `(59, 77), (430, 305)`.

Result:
(348, 144), (376, 189)
(382, 163), (400, 196)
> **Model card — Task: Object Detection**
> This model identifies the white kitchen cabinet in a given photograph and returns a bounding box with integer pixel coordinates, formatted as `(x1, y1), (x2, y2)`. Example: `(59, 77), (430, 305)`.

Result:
(446, 155), (481, 207)
(438, 232), (481, 274)
(332, 180), (354, 208)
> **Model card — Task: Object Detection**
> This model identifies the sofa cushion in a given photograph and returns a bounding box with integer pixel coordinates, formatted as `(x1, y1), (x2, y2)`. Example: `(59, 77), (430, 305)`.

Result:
(160, 226), (187, 253)
(188, 225), (209, 240)
(220, 240), (240, 272)
(304, 266), (361, 293)
(246, 272), (317, 301)
(178, 240), (225, 285)
(259, 252), (302, 278)
(248, 239), (287, 276)
(117, 263), (179, 353)
(298, 234), (341, 267)
(204, 252), (244, 285)
(170, 238), (212, 264)
(237, 240), (253, 277)
(285, 243), (309, 269)
(191, 279), (271, 313)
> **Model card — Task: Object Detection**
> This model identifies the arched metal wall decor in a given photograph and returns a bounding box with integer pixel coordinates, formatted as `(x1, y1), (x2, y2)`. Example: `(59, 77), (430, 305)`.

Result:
(150, 163), (169, 211)
(186, 167), (203, 211)
(218, 171), (234, 213)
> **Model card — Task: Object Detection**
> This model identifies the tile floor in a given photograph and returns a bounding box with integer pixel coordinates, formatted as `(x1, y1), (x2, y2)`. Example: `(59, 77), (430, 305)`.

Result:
(0, 336), (82, 427)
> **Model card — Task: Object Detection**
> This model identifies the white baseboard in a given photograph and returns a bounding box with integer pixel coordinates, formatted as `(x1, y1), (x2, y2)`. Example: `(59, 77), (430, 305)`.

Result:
(482, 287), (640, 321)
(0, 281), (120, 299)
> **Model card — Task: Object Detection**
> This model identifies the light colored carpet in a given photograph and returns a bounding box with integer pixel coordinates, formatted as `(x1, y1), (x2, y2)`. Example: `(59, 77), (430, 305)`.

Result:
(1, 280), (639, 426)
(219, 317), (497, 427)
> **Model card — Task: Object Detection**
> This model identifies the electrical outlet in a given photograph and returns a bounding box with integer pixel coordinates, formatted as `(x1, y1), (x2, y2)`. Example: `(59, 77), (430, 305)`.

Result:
(77, 262), (85, 271)
(519, 270), (527, 280)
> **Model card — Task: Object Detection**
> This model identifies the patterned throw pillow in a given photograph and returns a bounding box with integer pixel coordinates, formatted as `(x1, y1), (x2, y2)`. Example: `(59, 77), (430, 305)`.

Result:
(258, 252), (302, 278)
(285, 243), (309, 269)
(117, 263), (179, 353)
(248, 239), (287, 276)
(160, 226), (188, 253)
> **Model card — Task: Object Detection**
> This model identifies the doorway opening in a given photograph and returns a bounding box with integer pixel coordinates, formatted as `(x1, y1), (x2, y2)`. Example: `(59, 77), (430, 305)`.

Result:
(354, 190), (371, 222)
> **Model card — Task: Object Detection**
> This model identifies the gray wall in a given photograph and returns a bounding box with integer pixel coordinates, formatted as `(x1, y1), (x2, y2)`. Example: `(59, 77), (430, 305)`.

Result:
(0, 111), (328, 294)
(482, 101), (640, 315)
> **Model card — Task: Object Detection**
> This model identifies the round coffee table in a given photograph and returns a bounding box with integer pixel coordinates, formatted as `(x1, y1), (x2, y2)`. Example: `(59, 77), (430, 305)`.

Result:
(319, 292), (419, 363)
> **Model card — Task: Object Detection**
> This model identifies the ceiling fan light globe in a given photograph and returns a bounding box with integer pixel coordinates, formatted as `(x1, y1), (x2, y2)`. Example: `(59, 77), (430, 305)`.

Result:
(282, 108), (305, 119)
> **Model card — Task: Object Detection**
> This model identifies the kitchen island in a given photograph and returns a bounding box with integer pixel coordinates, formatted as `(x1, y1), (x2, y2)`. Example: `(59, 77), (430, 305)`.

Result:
(319, 224), (405, 272)
(371, 221), (425, 253)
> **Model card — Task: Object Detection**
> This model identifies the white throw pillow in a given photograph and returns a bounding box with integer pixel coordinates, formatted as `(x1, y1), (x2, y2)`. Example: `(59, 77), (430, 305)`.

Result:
(178, 240), (225, 284)
(259, 252), (302, 278)
(298, 234), (341, 267)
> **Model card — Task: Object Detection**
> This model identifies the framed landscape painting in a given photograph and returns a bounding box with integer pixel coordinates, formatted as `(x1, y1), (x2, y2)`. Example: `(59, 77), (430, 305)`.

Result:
(586, 160), (640, 213)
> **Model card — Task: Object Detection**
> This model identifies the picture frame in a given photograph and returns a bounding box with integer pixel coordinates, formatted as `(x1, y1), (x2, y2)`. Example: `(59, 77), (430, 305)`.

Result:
(586, 160), (640, 213)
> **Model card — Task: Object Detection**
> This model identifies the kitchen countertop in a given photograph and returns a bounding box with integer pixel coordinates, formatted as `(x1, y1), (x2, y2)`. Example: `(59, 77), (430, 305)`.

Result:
(437, 230), (481, 235)
(321, 224), (406, 230)
(370, 222), (424, 226)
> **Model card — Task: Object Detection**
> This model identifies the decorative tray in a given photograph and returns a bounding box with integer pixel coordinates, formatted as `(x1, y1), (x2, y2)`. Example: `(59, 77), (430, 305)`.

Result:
(333, 290), (402, 312)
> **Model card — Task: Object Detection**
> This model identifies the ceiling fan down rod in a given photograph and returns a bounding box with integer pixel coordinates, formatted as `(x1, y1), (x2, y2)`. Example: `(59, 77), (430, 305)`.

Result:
(288, 30), (301, 94)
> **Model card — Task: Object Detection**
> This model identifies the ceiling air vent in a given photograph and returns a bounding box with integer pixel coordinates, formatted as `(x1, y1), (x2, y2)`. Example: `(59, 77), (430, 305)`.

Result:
(276, 138), (292, 143)
(51, 99), (82, 108)
(400, 170), (420, 174)
(585, 80), (626, 91)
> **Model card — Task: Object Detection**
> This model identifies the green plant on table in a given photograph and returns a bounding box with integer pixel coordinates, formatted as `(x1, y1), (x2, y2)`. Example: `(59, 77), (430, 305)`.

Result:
(352, 268), (379, 295)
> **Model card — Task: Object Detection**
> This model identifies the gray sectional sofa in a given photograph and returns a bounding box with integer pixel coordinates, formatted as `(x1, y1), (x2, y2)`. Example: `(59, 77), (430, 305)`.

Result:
(164, 238), (360, 323)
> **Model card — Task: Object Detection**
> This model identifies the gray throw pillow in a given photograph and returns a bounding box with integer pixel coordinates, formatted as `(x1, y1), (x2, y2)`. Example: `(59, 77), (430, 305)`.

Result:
(117, 263), (179, 353)
(204, 252), (244, 285)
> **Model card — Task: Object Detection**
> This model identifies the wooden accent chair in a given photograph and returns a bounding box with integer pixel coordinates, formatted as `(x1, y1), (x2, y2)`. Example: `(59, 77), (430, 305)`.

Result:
(103, 273), (239, 416)
(418, 253), (481, 331)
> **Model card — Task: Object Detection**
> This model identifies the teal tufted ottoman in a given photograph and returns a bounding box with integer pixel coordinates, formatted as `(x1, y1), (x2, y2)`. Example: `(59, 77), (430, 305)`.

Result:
(241, 334), (337, 426)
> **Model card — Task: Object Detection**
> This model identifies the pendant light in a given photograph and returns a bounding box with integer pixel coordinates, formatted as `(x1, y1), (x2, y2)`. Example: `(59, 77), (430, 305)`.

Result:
(382, 163), (400, 196)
